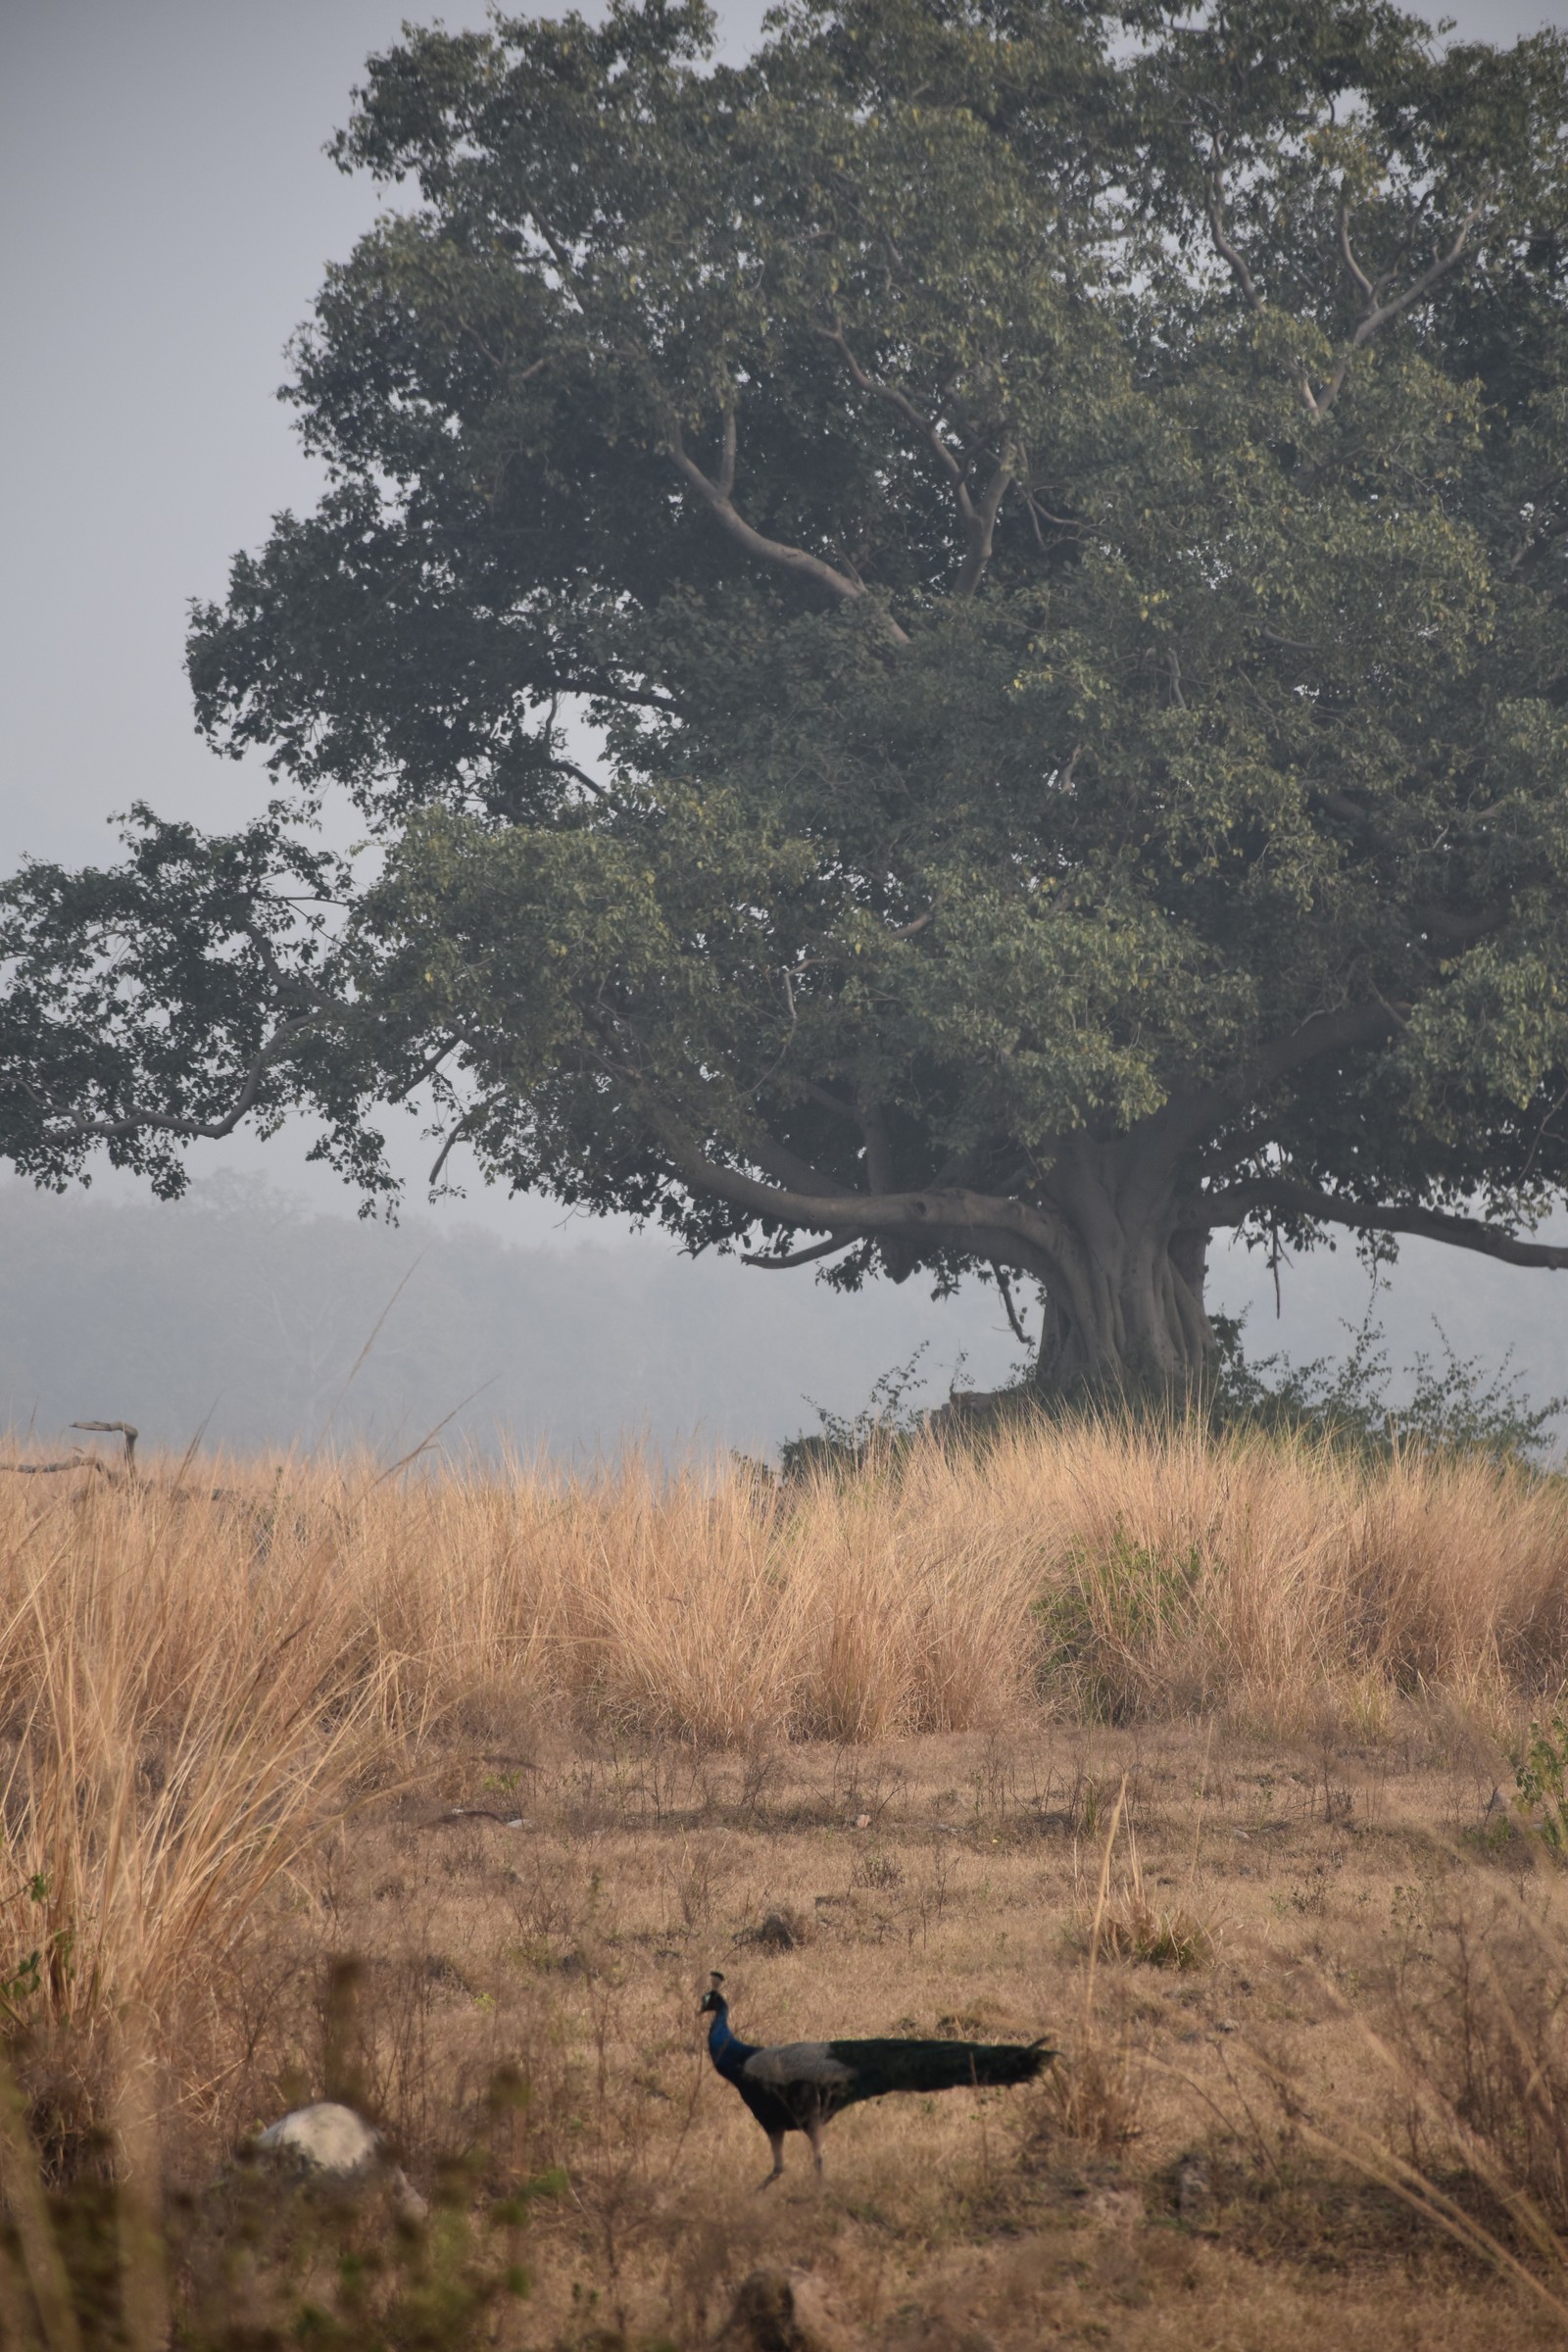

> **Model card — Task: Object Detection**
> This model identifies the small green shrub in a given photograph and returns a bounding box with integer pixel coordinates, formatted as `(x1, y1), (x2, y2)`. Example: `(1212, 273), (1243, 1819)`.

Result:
(1212, 1297), (1564, 1464)
(1510, 1711), (1568, 1857)
(780, 1344), (942, 1478)
(1035, 1529), (1205, 1721)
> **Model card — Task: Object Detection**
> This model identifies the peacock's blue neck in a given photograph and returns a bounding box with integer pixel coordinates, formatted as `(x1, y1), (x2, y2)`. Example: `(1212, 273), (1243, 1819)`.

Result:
(706, 2000), (756, 2082)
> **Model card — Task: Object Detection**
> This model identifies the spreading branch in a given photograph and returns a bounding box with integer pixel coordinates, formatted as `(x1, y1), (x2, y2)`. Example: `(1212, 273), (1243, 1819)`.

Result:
(1312, 200), (1486, 413)
(1153, 1001), (1405, 1163)
(22, 1008), (325, 1152)
(638, 1091), (1070, 1280)
(667, 416), (910, 642)
(1200, 1179), (1568, 1269)
(1203, 133), (1488, 416)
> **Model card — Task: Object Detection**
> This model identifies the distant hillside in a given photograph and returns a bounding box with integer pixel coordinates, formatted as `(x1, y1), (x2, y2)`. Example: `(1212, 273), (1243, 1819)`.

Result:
(0, 1171), (1563, 1462)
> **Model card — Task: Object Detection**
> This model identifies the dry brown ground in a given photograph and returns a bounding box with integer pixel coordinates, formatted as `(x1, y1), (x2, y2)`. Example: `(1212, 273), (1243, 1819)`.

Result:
(202, 1709), (1568, 2351)
(8, 1435), (1568, 2344)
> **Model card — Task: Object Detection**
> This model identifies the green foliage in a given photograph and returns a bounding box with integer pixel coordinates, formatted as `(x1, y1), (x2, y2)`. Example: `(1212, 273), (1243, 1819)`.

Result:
(0, 812), (350, 1200)
(0, 1871), (71, 2037)
(1510, 1711), (1568, 1857)
(1211, 1298), (1565, 1462)
(1036, 1528), (1206, 1720)
(9, 0), (1568, 1390)
(779, 1343), (944, 1477)
(0, 1944), (42, 2031)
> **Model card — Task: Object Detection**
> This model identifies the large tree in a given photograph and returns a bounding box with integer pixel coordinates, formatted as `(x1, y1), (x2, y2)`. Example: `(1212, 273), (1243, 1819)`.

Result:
(8, 0), (1568, 1390)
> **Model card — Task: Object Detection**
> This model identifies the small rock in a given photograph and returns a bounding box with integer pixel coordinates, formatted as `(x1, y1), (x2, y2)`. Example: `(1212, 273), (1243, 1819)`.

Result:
(251, 2102), (428, 2224)
(389, 2171), (430, 2226)
(254, 2102), (380, 2177)
(852, 1812), (872, 1831)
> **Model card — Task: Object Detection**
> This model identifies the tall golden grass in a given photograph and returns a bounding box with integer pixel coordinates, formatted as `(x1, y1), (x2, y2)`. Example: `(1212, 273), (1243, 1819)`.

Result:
(3, 1415), (1567, 2050)
(0, 1476), (384, 2074)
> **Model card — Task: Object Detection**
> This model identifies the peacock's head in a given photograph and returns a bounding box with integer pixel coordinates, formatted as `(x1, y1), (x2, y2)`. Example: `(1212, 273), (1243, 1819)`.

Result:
(698, 1970), (726, 2015)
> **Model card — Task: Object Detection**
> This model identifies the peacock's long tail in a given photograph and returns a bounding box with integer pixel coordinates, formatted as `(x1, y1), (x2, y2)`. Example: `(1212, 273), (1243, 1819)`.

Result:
(825, 2036), (1052, 2104)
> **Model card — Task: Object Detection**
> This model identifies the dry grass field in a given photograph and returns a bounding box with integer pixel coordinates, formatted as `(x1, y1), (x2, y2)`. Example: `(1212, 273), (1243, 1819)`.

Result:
(8, 1419), (1568, 2346)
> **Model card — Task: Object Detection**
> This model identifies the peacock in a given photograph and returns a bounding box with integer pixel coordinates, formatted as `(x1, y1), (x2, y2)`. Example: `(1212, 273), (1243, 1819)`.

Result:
(700, 1972), (1053, 2184)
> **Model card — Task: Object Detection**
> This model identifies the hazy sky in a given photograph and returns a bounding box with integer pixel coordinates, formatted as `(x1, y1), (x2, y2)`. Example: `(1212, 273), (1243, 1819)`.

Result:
(3, 0), (1566, 1334)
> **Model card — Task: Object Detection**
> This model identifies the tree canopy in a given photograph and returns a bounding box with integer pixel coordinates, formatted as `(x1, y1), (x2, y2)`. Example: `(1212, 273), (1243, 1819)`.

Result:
(8, 0), (1568, 1390)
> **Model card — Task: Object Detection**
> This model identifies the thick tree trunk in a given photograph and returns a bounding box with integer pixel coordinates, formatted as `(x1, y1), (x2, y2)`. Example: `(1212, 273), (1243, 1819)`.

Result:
(1028, 1152), (1213, 1397)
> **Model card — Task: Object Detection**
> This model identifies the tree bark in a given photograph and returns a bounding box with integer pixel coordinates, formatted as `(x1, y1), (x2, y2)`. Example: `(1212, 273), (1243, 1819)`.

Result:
(657, 1098), (1219, 1396)
(1026, 1148), (1214, 1396)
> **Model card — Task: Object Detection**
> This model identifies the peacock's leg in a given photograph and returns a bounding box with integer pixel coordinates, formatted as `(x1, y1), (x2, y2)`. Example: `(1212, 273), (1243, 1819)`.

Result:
(757, 2129), (786, 2189)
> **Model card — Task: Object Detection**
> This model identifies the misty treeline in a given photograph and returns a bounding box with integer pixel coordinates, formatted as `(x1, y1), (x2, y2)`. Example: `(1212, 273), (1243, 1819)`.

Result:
(0, 1172), (1563, 1461)
(0, 1174), (1021, 1458)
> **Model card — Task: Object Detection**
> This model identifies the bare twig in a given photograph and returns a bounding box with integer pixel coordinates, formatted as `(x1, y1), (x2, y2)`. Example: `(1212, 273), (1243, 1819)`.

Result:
(72, 1420), (137, 1473)
(993, 1262), (1033, 1348)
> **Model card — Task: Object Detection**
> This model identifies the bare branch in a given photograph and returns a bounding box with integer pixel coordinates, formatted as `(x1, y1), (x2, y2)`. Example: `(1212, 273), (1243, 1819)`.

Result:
(460, 321), (547, 379)
(1204, 143), (1264, 314)
(2, 1420), (138, 1480)
(1347, 207), (1485, 351)
(428, 1111), (475, 1188)
(0, 1455), (111, 1479)
(1313, 201), (1488, 413)
(555, 758), (617, 804)
(72, 1420), (137, 1472)
(1207, 132), (1486, 416)
(958, 456), (1014, 597)
(818, 326), (963, 482)
(1337, 203), (1377, 302)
